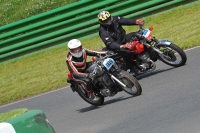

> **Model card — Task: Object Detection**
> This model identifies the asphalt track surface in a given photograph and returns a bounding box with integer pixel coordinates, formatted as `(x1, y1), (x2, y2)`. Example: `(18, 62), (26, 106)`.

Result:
(1, 46), (200, 133)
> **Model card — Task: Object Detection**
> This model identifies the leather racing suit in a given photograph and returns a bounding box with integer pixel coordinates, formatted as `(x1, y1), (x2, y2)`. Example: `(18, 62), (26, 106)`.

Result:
(66, 48), (107, 91)
(99, 16), (139, 70)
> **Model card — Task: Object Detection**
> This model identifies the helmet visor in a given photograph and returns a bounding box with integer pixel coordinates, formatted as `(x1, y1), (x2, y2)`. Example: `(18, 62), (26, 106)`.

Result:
(70, 46), (82, 54)
(70, 46), (83, 57)
(103, 17), (112, 25)
(101, 16), (113, 25)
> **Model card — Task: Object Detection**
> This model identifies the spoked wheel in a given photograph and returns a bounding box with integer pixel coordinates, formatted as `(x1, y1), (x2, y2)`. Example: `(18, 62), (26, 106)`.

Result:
(76, 84), (104, 106)
(156, 43), (187, 67)
(117, 70), (142, 96)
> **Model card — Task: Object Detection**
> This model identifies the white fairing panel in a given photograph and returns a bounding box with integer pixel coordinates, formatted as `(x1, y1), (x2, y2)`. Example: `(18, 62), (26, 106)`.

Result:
(0, 123), (16, 133)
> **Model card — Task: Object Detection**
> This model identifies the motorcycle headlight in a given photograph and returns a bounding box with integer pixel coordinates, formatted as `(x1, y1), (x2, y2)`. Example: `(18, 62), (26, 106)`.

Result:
(112, 62), (119, 69)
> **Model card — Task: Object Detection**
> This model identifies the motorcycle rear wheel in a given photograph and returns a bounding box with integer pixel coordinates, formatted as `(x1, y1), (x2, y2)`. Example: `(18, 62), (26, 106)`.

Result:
(156, 43), (187, 67)
(117, 70), (142, 96)
(76, 84), (104, 106)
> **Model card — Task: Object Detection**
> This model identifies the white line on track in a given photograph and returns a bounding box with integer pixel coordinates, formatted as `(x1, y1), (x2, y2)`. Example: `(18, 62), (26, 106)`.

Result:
(0, 86), (69, 108)
(185, 46), (200, 51)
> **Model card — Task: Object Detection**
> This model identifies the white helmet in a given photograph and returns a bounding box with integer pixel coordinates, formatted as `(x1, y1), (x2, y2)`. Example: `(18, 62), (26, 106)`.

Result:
(68, 39), (83, 58)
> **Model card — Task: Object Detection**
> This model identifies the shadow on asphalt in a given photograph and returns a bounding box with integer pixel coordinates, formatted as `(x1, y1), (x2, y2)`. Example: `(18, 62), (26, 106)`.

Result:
(76, 96), (133, 113)
(136, 67), (175, 80)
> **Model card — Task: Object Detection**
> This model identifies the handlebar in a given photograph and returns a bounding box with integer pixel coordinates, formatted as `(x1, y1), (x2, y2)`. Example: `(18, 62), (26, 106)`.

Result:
(96, 52), (118, 59)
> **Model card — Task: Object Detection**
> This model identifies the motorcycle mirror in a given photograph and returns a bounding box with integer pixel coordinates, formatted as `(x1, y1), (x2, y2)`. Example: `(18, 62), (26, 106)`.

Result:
(149, 26), (153, 31)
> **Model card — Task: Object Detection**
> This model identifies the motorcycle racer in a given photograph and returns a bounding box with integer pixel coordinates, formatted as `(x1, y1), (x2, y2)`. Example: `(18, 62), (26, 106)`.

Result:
(97, 11), (145, 75)
(66, 39), (107, 92)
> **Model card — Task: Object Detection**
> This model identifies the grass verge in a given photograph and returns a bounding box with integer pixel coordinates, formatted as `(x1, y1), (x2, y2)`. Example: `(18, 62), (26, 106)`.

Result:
(0, 0), (77, 26)
(0, 108), (27, 122)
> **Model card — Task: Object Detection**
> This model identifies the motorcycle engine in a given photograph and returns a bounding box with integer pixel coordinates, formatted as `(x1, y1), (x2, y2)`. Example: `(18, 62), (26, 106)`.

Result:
(136, 51), (152, 71)
(97, 73), (117, 97)
(85, 61), (118, 97)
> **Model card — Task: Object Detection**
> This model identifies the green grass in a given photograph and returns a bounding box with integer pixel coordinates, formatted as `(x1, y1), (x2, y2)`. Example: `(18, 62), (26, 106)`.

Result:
(0, 1), (200, 106)
(0, 0), (76, 121)
(0, 0), (77, 26)
(0, 108), (27, 122)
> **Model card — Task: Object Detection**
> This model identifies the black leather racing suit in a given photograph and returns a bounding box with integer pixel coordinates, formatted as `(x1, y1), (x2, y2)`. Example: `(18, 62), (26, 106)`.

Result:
(99, 16), (139, 70)
(66, 48), (107, 91)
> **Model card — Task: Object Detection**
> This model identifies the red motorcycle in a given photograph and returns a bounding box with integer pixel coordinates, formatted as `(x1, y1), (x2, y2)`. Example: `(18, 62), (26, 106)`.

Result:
(113, 24), (187, 75)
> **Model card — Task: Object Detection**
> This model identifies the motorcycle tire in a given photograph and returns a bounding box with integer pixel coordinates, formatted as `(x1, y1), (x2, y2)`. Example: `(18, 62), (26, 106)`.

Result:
(117, 70), (142, 96)
(156, 43), (187, 67)
(76, 84), (104, 106)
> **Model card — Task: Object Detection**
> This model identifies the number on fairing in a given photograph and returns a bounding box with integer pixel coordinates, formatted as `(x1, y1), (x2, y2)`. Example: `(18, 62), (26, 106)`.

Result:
(103, 58), (115, 70)
(142, 29), (151, 38)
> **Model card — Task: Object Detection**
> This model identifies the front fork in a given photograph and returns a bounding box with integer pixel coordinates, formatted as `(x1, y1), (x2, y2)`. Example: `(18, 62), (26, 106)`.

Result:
(143, 38), (172, 59)
(111, 75), (126, 87)
(105, 70), (127, 88)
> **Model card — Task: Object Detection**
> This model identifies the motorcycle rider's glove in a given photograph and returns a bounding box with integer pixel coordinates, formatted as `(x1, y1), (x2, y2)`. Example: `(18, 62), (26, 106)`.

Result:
(120, 43), (133, 51)
(136, 19), (145, 25)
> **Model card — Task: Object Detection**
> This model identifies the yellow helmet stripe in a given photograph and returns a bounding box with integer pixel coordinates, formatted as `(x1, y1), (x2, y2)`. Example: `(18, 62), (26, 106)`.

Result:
(98, 11), (110, 21)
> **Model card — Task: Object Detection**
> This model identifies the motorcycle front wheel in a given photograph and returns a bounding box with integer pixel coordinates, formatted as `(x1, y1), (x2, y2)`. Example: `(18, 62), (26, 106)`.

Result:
(76, 84), (104, 106)
(156, 43), (187, 67)
(117, 70), (142, 96)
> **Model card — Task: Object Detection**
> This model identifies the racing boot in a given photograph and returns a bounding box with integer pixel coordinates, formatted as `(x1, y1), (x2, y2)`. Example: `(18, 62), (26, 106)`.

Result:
(67, 78), (76, 92)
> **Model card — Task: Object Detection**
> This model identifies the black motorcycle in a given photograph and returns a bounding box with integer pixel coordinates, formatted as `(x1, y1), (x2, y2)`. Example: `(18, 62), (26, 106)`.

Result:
(68, 53), (142, 106)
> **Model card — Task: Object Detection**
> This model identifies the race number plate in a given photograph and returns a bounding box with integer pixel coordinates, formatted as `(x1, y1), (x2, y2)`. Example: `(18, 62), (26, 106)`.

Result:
(142, 29), (151, 38)
(103, 58), (115, 70)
